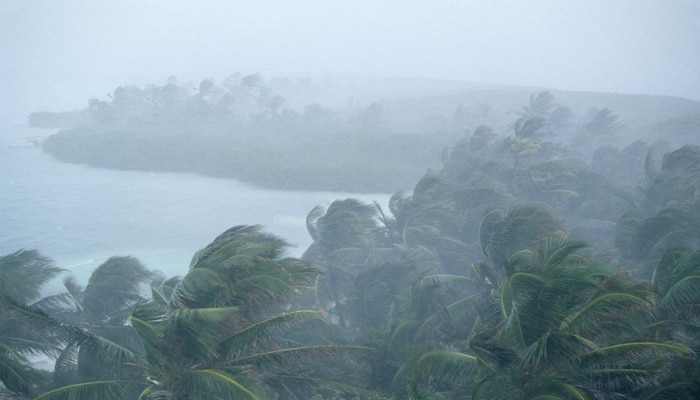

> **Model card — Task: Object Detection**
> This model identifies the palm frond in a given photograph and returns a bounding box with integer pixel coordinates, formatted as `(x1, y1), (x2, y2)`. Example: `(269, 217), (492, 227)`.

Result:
(560, 292), (651, 335)
(532, 236), (588, 267)
(0, 249), (64, 304)
(185, 368), (263, 400)
(657, 275), (700, 316)
(129, 301), (166, 350)
(265, 375), (386, 400)
(409, 350), (478, 386)
(305, 205), (326, 243)
(62, 325), (137, 367)
(167, 306), (242, 360)
(218, 310), (322, 357)
(33, 380), (131, 400)
(519, 332), (596, 371)
(0, 351), (35, 396)
(232, 345), (371, 371)
(472, 371), (520, 400)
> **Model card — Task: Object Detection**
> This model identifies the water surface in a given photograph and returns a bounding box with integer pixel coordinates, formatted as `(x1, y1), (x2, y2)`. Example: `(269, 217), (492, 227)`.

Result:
(0, 125), (390, 291)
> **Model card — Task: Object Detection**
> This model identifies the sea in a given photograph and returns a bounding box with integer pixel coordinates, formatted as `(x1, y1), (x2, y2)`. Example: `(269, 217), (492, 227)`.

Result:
(0, 125), (391, 294)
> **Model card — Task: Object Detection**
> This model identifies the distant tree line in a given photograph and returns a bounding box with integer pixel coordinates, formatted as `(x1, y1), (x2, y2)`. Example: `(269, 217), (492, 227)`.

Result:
(37, 73), (693, 194)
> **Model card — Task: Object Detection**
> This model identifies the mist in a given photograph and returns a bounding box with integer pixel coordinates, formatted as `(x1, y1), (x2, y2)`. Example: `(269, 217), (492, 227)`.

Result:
(2, 0), (699, 124)
(5, 1), (700, 398)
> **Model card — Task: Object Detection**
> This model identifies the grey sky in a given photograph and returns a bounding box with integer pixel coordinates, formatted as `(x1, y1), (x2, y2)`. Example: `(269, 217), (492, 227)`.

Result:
(1, 0), (698, 124)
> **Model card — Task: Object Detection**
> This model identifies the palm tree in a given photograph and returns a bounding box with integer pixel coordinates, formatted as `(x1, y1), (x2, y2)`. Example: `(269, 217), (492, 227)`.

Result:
(35, 256), (155, 387)
(0, 250), (64, 398)
(303, 199), (387, 327)
(615, 145), (700, 270)
(36, 225), (375, 400)
(477, 205), (563, 289)
(635, 247), (700, 399)
(408, 236), (692, 399)
(376, 185), (471, 275)
(0, 250), (64, 305)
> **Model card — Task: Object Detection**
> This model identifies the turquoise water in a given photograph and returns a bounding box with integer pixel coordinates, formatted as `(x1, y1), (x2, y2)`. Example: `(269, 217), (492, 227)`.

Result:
(0, 125), (390, 292)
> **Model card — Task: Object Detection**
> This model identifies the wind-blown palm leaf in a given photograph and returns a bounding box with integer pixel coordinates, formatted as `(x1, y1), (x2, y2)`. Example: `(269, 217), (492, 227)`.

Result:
(0, 343), (48, 396)
(412, 278), (478, 339)
(183, 368), (263, 400)
(60, 325), (137, 367)
(169, 267), (222, 308)
(568, 341), (693, 394)
(52, 340), (79, 387)
(34, 276), (85, 318)
(519, 332), (596, 372)
(642, 384), (700, 400)
(2, 299), (63, 353)
(581, 108), (622, 137)
(514, 116), (548, 139)
(305, 205), (326, 244)
(652, 248), (700, 318)
(521, 91), (556, 118)
(230, 265), (317, 309)
(33, 380), (133, 400)
(479, 206), (563, 277)
(560, 292), (651, 336)
(183, 226), (318, 315)
(232, 345), (371, 370)
(531, 235), (588, 268)
(190, 225), (289, 271)
(0, 250), (64, 304)
(409, 350), (478, 387)
(472, 371), (520, 400)
(652, 248), (696, 296)
(345, 261), (426, 330)
(0, 298), (66, 396)
(149, 275), (180, 307)
(38, 256), (155, 389)
(657, 275), (700, 316)
(266, 374), (385, 400)
(218, 310), (323, 357)
(81, 256), (154, 321)
(167, 306), (243, 360)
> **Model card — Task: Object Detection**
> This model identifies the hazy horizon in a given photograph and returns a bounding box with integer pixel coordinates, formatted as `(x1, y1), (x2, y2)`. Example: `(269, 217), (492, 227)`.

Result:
(2, 0), (699, 125)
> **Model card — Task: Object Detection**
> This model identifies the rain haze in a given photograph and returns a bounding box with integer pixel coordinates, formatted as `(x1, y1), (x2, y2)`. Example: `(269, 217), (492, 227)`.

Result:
(5, 1), (700, 398)
(1, 0), (699, 123)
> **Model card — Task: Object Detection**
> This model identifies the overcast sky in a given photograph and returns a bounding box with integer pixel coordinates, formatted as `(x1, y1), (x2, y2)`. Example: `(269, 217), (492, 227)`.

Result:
(1, 0), (698, 124)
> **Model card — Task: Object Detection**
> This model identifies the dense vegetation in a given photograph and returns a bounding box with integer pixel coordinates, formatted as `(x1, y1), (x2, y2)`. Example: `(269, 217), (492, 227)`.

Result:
(36, 74), (700, 192)
(5, 87), (700, 398)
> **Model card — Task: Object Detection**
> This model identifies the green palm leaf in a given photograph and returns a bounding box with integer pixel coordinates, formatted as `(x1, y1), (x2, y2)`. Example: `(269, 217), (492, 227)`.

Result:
(0, 250), (64, 304)
(472, 371), (520, 400)
(657, 275), (700, 316)
(34, 380), (132, 400)
(184, 368), (263, 400)
(218, 310), (323, 357)
(409, 350), (478, 386)
(61, 325), (137, 367)
(232, 345), (371, 370)
(560, 292), (651, 336)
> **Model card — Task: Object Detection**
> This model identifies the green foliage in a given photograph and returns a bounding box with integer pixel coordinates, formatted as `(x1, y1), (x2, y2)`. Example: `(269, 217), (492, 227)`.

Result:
(36, 225), (377, 400)
(18, 89), (700, 399)
(0, 250), (63, 398)
(0, 250), (64, 304)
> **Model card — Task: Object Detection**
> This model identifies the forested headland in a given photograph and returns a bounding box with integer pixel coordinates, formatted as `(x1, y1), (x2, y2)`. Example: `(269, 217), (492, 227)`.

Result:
(36, 74), (700, 192)
(4, 75), (700, 399)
